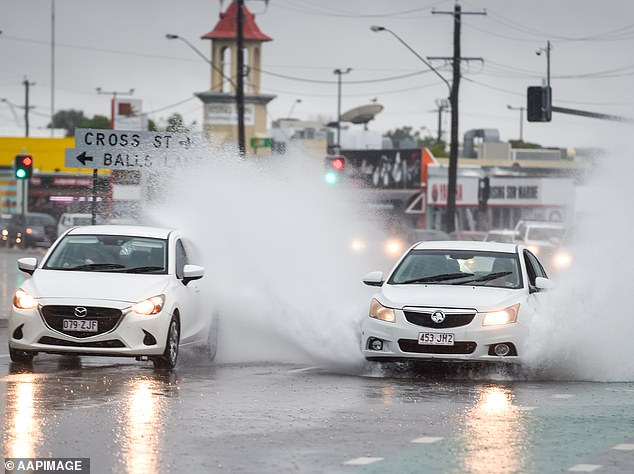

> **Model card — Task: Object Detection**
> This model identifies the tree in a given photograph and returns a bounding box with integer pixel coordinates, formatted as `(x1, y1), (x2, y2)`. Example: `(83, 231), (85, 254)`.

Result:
(165, 113), (187, 132)
(48, 109), (86, 137)
(79, 115), (110, 130)
(384, 126), (448, 157)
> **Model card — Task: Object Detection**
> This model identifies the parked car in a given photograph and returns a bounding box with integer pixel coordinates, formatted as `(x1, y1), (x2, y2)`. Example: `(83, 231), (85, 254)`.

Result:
(361, 240), (554, 364)
(7, 212), (57, 248)
(8, 225), (218, 368)
(57, 213), (101, 236)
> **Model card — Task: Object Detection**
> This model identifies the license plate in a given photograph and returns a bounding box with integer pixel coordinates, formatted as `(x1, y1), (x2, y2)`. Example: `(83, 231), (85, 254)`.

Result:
(418, 332), (454, 346)
(63, 319), (98, 332)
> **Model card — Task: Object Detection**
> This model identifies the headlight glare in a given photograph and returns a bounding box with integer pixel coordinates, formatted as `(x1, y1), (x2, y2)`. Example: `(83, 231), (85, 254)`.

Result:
(369, 298), (396, 323)
(13, 289), (38, 309)
(553, 251), (572, 269)
(385, 239), (404, 257)
(482, 304), (519, 326)
(131, 295), (165, 315)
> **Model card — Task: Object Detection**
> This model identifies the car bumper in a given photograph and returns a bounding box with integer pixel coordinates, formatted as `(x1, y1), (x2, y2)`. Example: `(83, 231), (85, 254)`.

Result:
(8, 298), (170, 357)
(361, 310), (527, 364)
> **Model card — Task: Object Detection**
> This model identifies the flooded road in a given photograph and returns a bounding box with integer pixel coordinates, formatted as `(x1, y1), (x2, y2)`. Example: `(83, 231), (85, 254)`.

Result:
(1, 342), (633, 473)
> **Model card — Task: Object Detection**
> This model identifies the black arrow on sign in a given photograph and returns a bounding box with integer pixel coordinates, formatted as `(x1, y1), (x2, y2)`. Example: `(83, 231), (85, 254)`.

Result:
(76, 151), (94, 166)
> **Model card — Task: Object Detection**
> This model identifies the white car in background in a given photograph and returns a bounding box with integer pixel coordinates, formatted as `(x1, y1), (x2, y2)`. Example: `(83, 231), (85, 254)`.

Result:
(361, 240), (553, 364)
(8, 225), (217, 369)
(57, 213), (98, 236)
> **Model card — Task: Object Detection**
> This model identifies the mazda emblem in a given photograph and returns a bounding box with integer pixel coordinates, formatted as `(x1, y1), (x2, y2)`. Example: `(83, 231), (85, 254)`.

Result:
(74, 307), (88, 318)
(431, 310), (446, 323)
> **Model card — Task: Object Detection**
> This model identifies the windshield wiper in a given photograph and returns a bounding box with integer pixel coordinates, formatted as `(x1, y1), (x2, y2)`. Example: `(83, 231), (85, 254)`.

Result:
(455, 271), (512, 285)
(68, 263), (126, 271)
(400, 272), (474, 284)
(124, 266), (164, 274)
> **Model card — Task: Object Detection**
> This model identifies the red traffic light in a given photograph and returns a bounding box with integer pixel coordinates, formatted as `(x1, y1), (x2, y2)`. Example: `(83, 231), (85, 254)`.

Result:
(21, 156), (33, 166)
(331, 157), (345, 170)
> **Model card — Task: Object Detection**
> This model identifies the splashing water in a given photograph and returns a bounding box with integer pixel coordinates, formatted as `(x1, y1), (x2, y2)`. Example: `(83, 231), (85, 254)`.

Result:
(523, 144), (634, 381)
(145, 144), (384, 372)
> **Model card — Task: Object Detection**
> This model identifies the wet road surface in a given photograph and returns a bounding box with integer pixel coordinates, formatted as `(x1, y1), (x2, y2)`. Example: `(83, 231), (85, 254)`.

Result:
(1, 340), (634, 474)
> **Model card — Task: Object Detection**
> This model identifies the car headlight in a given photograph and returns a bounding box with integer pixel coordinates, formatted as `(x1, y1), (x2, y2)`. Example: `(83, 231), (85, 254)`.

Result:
(384, 239), (404, 257)
(482, 304), (519, 326)
(13, 288), (38, 309)
(369, 298), (395, 323)
(351, 239), (366, 252)
(131, 295), (165, 315)
(553, 251), (572, 269)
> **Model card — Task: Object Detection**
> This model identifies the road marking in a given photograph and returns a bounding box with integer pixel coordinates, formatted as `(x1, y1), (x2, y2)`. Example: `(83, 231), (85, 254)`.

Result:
(613, 444), (634, 450)
(411, 437), (444, 444)
(552, 394), (575, 399)
(344, 457), (383, 466)
(568, 465), (602, 472)
(0, 353), (9, 358)
(518, 406), (537, 411)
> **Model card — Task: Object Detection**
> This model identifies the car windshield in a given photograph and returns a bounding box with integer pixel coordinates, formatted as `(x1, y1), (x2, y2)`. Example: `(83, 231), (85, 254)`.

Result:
(44, 234), (168, 274)
(388, 249), (523, 289)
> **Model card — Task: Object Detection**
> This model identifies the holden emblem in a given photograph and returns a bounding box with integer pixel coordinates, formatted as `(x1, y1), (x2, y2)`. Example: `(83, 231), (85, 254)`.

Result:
(431, 310), (446, 324)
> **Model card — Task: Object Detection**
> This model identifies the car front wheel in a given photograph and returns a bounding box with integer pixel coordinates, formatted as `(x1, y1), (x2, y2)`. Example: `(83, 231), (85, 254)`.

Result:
(9, 346), (34, 364)
(152, 316), (180, 369)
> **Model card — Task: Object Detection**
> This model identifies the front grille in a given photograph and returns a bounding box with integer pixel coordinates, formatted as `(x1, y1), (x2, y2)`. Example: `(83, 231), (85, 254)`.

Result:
(398, 339), (477, 354)
(38, 336), (125, 348)
(404, 310), (476, 328)
(40, 305), (123, 338)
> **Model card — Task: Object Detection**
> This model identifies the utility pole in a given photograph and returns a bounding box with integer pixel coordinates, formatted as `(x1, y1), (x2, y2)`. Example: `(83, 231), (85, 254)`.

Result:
(236, 0), (246, 156)
(432, 3), (485, 233)
(23, 78), (35, 137)
(333, 68), (352, 151)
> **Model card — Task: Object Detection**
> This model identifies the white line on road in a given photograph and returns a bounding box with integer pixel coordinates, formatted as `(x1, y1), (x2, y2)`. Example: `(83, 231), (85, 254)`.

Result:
(0, 353), (9, 358)
(613, 444), (634, 450)
(343, 457), (384, 466)
(518, 406), (537, 411)
(568, 465), (602, 472)
(411, 437), (444, 444)
(552, 394), (576, 399)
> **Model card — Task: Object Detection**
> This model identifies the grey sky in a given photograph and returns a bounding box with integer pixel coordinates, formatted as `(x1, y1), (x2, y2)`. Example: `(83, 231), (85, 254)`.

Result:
(1, 0), (633, 148)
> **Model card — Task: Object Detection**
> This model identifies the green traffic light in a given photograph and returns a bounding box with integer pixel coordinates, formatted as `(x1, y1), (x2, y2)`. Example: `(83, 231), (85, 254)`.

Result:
(324, 171), (338, 184)
(15, 169), (27, 179)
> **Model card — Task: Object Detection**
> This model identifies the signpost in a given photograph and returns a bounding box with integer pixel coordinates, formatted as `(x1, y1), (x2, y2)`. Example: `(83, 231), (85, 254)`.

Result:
(65, 129), (210, 170)
(65, 129), (211, 223)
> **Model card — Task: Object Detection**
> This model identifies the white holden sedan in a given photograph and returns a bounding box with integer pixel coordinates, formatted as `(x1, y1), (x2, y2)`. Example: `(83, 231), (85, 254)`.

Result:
(361, 240), (553, 364)
(8, 225), (217, 369)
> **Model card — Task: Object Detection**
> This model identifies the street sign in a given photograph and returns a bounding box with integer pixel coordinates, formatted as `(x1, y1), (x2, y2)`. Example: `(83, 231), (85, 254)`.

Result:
(250, 137), (272, 148)
(65, 129), (211, 170)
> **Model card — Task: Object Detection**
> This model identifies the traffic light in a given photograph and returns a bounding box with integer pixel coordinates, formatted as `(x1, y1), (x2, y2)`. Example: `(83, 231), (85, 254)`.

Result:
(478, 176), (490, 211)
(527, 86), (552, 122)
(324, 155), (345, 184)
(14, 154), (33, 179)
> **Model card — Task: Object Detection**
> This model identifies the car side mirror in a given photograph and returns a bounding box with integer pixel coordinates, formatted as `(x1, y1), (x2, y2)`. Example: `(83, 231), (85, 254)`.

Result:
(363, 271), (384, 287)
(534, 276), (555, 291)
(17, 257), (38, 275)
(182, 264), (204, 285)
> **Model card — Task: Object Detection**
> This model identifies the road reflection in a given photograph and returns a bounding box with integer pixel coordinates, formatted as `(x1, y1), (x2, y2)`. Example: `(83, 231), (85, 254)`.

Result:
(458, 385), (529, 474)
(3, 372), (42, 458)
(119, 374), (173, 474)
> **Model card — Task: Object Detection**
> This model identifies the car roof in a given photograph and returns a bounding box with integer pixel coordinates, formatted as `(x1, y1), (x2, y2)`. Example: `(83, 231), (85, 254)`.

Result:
(517, 220), (565, 228)
(67, 225), (174, 239)
(412, 240), (518, 253)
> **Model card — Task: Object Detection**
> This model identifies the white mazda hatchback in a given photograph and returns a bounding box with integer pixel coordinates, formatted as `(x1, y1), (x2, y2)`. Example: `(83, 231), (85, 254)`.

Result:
(8, 225), (217, 369)
(361, 240), (554, 364)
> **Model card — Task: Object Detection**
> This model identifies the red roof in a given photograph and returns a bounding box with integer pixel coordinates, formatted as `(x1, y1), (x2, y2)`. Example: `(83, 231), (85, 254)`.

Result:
(201, 1), (272, 42)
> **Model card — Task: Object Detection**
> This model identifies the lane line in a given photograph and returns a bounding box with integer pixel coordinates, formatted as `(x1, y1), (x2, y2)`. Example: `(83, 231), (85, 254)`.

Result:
(518, 406), (537, 411)
(568, 465), (602, 472)
(613, 444), (634, 450)
(552, 394), (576, 399)
(344, 457), (383, 466)
(411, 437), (444, 444)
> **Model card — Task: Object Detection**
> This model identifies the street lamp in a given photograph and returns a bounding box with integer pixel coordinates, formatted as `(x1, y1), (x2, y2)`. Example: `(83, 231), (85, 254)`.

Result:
(536, 40), (552, 119)
(287, 99), (301, 118)
(333, 68), (351, 151)
(507, 105), (525, 142)
(371, 25), (459, 233)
